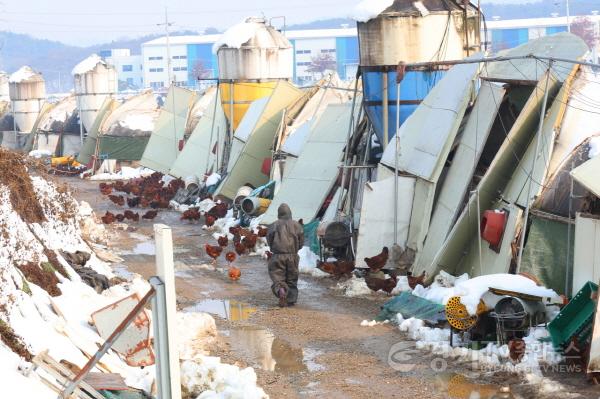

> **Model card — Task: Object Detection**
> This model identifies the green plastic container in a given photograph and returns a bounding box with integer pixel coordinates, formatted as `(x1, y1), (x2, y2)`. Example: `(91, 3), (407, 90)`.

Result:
(548, 281), (598, 351)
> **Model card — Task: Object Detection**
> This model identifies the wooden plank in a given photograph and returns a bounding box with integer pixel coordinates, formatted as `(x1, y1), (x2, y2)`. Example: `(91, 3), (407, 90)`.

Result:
(84, 372), (129, 391)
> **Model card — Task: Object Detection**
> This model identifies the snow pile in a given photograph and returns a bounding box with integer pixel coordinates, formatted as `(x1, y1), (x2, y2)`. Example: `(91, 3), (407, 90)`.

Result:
(181, 357), (268, 399)
(335, 276), (372, 297)
(396, 314), (561, 375)
(171, 197), (217, 214)
(298, 246), (328, 277)
(177, 312), (217, 359)
(589, 136), (600, 158)
(206, 172), (221, 187)
(120, 113), (156, 132)
(212, 17), (263, 54)
(413, 273), (558, 315)
(9, 66), (39, 83)
(72, 54), (105, 76)
(391, 276), (411, 294)
(28, 149), (53, 158)
(360, 319), (389, 327)
(351, 0), (394, 22)
(88, 166), (155, 181)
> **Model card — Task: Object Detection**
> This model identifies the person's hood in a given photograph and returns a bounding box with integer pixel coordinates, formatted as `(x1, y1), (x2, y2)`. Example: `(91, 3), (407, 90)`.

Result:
(278, 203), (292, 220)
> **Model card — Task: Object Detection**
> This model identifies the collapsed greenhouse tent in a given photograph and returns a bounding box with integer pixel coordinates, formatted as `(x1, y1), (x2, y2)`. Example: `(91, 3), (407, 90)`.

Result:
(78, 91), (159, 165)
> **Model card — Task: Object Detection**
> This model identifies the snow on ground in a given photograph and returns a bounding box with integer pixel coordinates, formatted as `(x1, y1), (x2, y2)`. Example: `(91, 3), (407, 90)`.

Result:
(88, 166), (155, 181)
(120, 113), (156, 132)
(413, 273), (558, 315)
(335, 276), (372, 297)
(0, 169), (269, 398)
(72, 54), (104, 76)
(351, 0), (394, 22)
(360, 319), (389, 327)
(9, 65), (38, 83)
(28, 149), (53, 158)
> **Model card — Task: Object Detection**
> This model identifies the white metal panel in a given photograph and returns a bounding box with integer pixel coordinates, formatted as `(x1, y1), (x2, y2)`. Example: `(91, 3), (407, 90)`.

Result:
(169, 95), (227, 179)
(573, 214), (600, 294)
(571, 155), (600, 199)
(234, 97), (269, 142)
(261, 100), (359, 224)
(415, 82), (505, 271)
(355, 176), (415, 267)
(380, 59), (478, 182)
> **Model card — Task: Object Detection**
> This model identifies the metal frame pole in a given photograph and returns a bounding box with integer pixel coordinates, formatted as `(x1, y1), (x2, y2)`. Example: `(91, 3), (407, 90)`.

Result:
(337, 75), (360, 215)
(516, 64), (552, 270)
(150, 276), (171, 399)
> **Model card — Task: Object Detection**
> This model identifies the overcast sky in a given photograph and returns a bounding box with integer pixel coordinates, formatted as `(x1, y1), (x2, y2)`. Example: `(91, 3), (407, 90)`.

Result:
(0, 0), (522, 47)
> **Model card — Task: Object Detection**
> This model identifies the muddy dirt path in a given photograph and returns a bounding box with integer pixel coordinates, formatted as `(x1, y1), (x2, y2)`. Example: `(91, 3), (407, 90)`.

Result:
(64, 177), (600, 399)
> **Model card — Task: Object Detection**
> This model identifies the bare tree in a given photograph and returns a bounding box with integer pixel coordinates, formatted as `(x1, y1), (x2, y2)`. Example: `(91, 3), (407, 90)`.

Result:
(306, 53), (337, 79)
(192, 60), (213, 80)
(571, 16), (597, 49)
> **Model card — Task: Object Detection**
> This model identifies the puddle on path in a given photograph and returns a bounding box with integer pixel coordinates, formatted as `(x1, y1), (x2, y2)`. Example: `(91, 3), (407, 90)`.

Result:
(227, 325), (323, 375)
(121, 241), (190, 256)
(184, 299), (257, 321)
(433, 373), (512, 399)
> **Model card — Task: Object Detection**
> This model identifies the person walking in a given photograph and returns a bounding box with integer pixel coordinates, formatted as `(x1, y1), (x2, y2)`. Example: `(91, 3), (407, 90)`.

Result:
(266, 203), (304, 307)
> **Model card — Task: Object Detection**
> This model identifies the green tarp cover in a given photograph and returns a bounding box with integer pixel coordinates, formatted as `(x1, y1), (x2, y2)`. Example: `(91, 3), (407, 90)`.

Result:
(520, 214), (574, 296)
(98, 136), (150, 161)
(376, 291), (446, 323)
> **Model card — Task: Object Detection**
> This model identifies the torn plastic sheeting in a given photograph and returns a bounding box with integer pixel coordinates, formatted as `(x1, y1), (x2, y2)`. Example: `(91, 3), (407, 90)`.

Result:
(376, 291), (446, 324)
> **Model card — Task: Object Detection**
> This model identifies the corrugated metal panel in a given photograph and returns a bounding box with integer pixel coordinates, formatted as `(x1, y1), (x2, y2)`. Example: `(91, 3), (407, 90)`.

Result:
(417, 73), (560, 277)
(571, 156), (600, 199)
(169, 95), (227, 179)
(414, 82), (506, 271)
(261, 99), (360, 224)
(355, 176), (415, 267)
(215, 81), (303, 199)
(380, 58), (479, 181)
(573, 213), (600, 294)
(140, 86), (195, 173)
(481, 33), (588, 83)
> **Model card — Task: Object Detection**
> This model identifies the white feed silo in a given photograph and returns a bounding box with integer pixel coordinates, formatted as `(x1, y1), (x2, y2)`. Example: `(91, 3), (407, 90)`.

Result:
(213, 17), (293, 130)
(8, 66), (46, 133)
(0, 72), (9, 100)
(72, 54), (117, 134)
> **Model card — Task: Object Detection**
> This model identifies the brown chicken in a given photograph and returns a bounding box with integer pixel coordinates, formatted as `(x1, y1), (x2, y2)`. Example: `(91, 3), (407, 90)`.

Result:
(127, 196), (141, 208)
(365, 275), (397, 294)
(217, 235), (228, 247)
(234, 242), (247, 256)
(407, 271), (427, 289)
(108, 194), (125, 207)
(256, 226), (268, 238)
(228, 266), (241, 281)
(115, 214), (125, 222)
(205, 215), (216, 227)
(206, 202), (228, 219)
(181, 208), (201, 222)
(229, 226), (241, 237)
(242, 234), (258, 252)
(100, 211), (116, 224)
(508, 338), (526, 362)
(99, 182), (113, 195)
(225, 251), (236, 264)
(123, 210), (140, 222)
(364, 246), (389, 273)
(205, 244), (223, 263)
(317, 260), (356, 278)
(142, 210), (158, 220)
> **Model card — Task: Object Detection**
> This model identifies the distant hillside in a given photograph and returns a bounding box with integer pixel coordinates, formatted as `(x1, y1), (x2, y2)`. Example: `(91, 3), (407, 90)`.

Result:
(0, 30), (200, 93)
(286, 18), (354, 30)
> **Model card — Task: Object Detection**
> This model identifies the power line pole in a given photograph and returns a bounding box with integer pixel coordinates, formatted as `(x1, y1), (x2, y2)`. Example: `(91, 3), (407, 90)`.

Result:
(157, 7), (174, 86)
(566, 0), (571, 32)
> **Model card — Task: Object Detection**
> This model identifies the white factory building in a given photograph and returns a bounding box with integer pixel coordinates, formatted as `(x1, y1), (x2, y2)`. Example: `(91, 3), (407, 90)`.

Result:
(99, 49), (144, 90)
